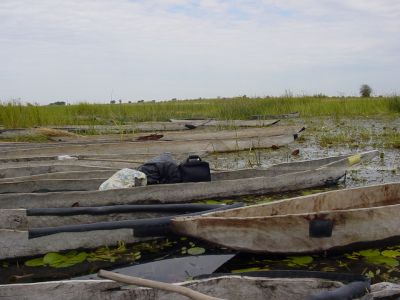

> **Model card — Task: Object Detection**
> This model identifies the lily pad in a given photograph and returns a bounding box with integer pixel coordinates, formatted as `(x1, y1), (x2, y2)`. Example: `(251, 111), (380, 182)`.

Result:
(358, 249), (381, 257)
(53, 252), (88, 268)
(381, 250), (400, 258)
(285, 256), (313, 267)
(24, 258), (45, 267)
(187, 247), (206, 256)
(365, 256), (399, 268)
(43, 253), (65, 267)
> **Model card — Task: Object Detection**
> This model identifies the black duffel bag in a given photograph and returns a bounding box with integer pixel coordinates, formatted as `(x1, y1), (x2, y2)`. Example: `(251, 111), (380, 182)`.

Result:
(179, 155), (211, 183)
(138, 153), (182, 185)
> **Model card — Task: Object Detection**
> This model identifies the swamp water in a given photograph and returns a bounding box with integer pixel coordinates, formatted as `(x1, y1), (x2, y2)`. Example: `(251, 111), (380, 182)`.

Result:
(1, 117), (400, 285)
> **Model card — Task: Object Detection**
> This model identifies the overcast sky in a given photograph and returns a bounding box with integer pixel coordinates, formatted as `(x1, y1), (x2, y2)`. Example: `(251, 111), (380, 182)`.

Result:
(1, 0), (399, 104)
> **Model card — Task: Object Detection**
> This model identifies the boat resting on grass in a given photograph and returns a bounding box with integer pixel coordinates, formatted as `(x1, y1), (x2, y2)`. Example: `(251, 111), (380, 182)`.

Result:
(171, 181), (400, 254)
(1, 272), (396, 300)
(0, 203), (241, 259)
(0, 150), (379, 209)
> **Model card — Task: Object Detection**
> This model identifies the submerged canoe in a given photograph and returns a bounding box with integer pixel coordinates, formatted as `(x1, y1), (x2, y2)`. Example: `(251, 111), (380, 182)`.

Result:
(171, 181), (400, 254)
(0, 204), (240, 259)
(0, 272), (391, 300)
(0, 151), (378, 209)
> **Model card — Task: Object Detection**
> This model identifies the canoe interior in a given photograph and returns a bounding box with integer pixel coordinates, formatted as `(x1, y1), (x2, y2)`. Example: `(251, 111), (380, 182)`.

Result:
(198, 182), (400, 218)
(0, 152), (363, 194)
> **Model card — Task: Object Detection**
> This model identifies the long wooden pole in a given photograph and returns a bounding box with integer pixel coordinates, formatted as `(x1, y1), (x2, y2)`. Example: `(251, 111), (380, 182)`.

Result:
(98, 269), (225, 300)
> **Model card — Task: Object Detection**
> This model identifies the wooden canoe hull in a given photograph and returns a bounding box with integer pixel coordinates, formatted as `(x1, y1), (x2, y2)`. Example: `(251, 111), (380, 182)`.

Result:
(0, 133), (297, 159)
(0, 151), (378, 208)
(0, 276), (347, 300)
(0, 228), (140, 259)
(0, 166), (345, 209)
(0, 165), (113, 179)
(0, 209), (175, 230)
(0, 178), (105, 193)
(0, 170), (117, 183)
(171, 182), (400, 254)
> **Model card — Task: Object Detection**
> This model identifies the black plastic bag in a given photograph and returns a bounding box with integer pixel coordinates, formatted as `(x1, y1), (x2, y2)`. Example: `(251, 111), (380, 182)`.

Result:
(138, 153), (182, 185)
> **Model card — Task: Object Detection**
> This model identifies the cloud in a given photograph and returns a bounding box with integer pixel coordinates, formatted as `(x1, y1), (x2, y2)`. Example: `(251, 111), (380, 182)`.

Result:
(0, 0), (399, 103)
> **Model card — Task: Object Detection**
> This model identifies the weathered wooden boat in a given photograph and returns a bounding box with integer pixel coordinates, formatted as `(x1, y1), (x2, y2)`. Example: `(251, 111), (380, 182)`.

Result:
(0, 203), (241, 259)
(1, 203), (231, 229)
(38, 119), (278, 134)
(168, 119), (280, 127)
(171, 181), (400, 254)
(0, 272), (393, 300)
(0, 123), (194, 137)
(0, 170), (117, 183)
(0, 178), (107, 193)
(0, 133), (299, 160)
(0, 151), (378, 209)
(250, 112), (300, 119)
(0, 164), (113, 179)
(0, 124), (294, 147)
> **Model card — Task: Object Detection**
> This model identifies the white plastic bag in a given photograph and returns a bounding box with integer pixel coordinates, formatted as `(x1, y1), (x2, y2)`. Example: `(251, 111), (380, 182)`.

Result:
(99, 168), (147, 191)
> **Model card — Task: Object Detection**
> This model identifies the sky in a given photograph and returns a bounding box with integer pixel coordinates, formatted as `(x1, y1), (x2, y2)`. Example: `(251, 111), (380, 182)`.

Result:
(0, 0), (399, 104)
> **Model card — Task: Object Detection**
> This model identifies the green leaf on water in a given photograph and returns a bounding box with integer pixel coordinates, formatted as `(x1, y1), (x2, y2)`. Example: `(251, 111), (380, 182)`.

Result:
(365, 256), (399, 268)
(358, 249), (381, 257)
(285, 256), (313, 267)
(24, 258), (45, 267)
(54, 252), (87, 268)
(187, 247), (206, 256)
(37, 251), (88, 268)
(381, 250), (400, 258)
(43, 253), (65, 267)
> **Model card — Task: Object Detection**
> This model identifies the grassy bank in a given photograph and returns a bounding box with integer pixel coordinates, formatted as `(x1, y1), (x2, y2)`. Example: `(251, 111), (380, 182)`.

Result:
(1, 96), (399, 128)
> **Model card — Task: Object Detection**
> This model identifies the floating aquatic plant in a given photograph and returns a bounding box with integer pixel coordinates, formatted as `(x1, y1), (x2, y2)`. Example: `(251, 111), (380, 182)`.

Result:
(25, 251), (87, 268)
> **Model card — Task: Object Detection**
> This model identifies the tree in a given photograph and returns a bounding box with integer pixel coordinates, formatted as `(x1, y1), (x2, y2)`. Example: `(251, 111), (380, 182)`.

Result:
(360, 84), (372, 97)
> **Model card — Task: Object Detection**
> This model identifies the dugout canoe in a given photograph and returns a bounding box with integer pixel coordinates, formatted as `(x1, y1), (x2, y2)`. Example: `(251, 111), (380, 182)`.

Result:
(0, 170), (117, 183)
(168, 119), (280, 127)
(0, 271), (389, 300)
(0, 203), (241, 259)
(0, 203), (233, 230)
(0, 178), (107, 193)
(250, 112), (300, 119)
(0, 164), (113, 179)
(0, 124), (291, 148)
(171, 181), (400, 254)
(0, 131), (300, 159)
(0, 150), (379, 209)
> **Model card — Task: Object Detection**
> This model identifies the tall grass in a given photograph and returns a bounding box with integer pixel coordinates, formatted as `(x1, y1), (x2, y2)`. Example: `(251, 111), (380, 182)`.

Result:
(0, 96), (398, 128)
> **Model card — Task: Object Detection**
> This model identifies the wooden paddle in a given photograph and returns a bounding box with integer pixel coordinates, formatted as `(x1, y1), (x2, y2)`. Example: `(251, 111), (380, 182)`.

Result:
(98, 269), (225, 300)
